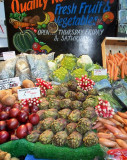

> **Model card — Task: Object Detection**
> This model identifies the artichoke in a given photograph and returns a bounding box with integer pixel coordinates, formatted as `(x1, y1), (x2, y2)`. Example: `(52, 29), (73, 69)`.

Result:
(67, 80), (78, 91)
(46, 86), (58, 96)
(58, 108), (71, 119)
(46, 95), (56, 101)
(40, 117), (54, 130)
(71, 100), (82, 110)
(60, 99), (72, 109)
(58, 86), (68, 96)
(39, 130), (54, 144)
(52, 131), (68, 146)
(82, 96), (99, 109)
(83, 131), (98, 147)
(88, 89), (98, 96)
(76, 92), (87, 102)
(26, 130), (40, 143)
(51, 118), (67, 133)
(81, 107), (96, 119)
(44, 109), (58, 119)
(36, 110), (46, 120)
(65, 91), (77, 101)
(76, 118), (92, 134)
(68, 109), (81, 122)
(49, 99), (60, 110)
(66, 123), (77, 134)
(39, 100), (49, 110)
(67, 131), (82, 148)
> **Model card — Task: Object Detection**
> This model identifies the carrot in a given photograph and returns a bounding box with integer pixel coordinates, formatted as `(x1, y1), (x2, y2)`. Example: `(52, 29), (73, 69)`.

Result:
(117, 126), (127, 135)
(109, 118), (124, 127)
(99, 138), (117, 148)
(125, 52), (127, 57)
(97, 133), (115, 141)
(125, 63), (127, 76)
(107, 61), (111, 75)
(97, 117), (116, 126)
(121, 62), (125, 79)
(104, 124), (122, 134)
(117, 112), (127, 119)
(116, 139), (127, 149)
(117, 52), (124, 58)
(114, 133), (127, 140)
(124, 126), (127, 133)
(114, 57), (119, 65)
(113, 114), (125, 124)
(123, 118), (127, 126)
(92, 122), (102, 130)
(114, 66), (119, 81)
(118, 56), (125, 66)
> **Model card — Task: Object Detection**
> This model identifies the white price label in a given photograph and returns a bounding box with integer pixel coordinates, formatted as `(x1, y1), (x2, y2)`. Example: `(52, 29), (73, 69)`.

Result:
(2, 51), (16, 60)
(0, 77), (20, 90)
(94, 69), (107, 76)
(18, 87), (40, 100)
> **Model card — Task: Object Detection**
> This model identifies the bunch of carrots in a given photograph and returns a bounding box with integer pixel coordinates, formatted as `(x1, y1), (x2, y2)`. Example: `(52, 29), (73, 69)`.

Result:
(106, 51), (127, 81)
(93, 112), (127, 149)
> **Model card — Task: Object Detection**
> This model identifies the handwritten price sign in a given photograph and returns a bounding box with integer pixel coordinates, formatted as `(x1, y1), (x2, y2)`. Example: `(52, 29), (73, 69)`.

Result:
(0, 77), (20, 90)
(18, 87), (40, 100)
(94, 69), (107, 76)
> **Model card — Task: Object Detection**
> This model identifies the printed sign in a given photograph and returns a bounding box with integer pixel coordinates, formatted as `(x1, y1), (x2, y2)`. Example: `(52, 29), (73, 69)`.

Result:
(18, 87), (40, 100)
(0, 77), (20, 90)
(94, 69), (107, 76)
(2, 51), (16, 60)
(4, 0), (117, 65)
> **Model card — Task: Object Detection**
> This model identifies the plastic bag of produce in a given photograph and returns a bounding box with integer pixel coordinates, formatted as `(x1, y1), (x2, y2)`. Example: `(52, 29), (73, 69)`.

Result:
(106, 149), (127, 160)
(15, 54), (31, 82)
(26, 54), (49, 82)
(0, 58), (17, 80)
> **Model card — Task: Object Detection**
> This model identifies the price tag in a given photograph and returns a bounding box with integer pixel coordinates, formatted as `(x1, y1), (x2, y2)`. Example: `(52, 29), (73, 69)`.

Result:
(18, 87), (40, 100)
(2, 51), (16, 60)
(94, 69), (107, 76)
(0, 77), (20, 90)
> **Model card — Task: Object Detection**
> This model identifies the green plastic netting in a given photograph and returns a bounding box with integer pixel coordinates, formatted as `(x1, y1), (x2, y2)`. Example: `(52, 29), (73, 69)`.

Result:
(0, 139), (104, 160)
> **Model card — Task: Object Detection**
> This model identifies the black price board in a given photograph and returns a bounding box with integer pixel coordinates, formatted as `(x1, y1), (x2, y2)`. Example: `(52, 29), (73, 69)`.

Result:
(4, 0), (118, 64)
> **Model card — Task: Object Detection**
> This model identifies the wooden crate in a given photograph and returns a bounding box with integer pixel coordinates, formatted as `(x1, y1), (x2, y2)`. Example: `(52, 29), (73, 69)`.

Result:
(101, 37), (127, 68)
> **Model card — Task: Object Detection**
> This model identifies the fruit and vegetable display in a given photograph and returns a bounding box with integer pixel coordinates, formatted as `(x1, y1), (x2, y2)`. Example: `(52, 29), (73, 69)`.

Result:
(0, 53), (127, 159)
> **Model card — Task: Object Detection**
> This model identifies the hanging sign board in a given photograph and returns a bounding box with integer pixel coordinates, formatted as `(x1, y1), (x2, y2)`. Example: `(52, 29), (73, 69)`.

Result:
(4, 0), (117, 64)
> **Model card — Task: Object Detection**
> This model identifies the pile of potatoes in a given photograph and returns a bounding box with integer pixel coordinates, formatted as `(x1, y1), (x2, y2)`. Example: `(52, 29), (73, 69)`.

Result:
(0, 79), (35, 106)
(23, 15), (40, 25)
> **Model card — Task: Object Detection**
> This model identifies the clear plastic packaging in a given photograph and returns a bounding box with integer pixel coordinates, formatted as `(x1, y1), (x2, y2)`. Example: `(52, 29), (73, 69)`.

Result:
(26, 54), (49, 82)
(0, 58), (17, 80)
(15, 54), (31, 82)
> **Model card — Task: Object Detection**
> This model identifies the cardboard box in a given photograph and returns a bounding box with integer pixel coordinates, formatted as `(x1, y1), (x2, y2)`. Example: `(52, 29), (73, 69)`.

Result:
(101, 37), (127, 68)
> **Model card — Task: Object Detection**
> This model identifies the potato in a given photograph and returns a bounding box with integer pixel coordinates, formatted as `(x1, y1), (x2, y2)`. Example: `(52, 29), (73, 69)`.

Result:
(23, 16), (32, 23)
(5, 89), (12, 95)
(4, 153), (11, 160)
(22, 79), (35, 88)
(1, 95), (16, 106)
(11, 157), (19, 160)
(0, 90), (7, 101)
(33, 15), (40, 22)
(12, 86), (21, 94)
(13, 93), (18, 100)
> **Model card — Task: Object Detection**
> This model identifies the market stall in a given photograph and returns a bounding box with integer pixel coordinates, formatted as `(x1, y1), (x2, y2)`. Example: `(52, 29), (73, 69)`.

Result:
(0, 0), (127, 160)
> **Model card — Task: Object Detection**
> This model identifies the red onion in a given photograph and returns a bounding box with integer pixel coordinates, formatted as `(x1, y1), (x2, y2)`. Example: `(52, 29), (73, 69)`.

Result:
(10, 134), (19, 140)
(13, 103), (21, 109)
(0, 103), (3, 112)
(7, 118), (19, 130)
(0, 111), (9, 120)
(25, 123), (33, 134)
(18, 110), (29, 123)
(16, 125), (28, 139)
(0, 131), (9, 144)
(30, 105), (39, 113)
(3, 106), (11, 113)
(0, 121), (6, 131)
(9, 108), (20, 118)
(21, 106), (30, 113)
(29, 113), (40, 125)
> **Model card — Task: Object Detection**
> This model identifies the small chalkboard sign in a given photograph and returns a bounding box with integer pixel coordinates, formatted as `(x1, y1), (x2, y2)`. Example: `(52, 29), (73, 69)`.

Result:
(4, 0), (118, 65)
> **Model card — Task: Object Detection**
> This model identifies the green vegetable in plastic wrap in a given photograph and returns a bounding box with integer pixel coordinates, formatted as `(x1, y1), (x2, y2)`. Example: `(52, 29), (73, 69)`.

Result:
(51, 67), (70, 83)
(89, 71), (108, 82)
(48, 60), (57, 72)
(71, 68), (88, 79)
(60, 54), (77, 71)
